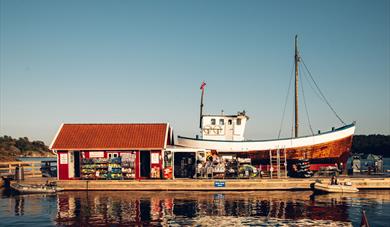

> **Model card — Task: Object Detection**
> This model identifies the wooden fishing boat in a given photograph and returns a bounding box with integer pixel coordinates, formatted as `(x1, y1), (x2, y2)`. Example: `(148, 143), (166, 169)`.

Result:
(313, 181), (359, 193)
(10, 182), (64, 194)
(177, 36), (355, 171)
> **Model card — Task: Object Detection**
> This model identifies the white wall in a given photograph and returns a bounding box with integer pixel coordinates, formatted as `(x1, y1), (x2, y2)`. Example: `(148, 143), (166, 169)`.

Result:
(201, 115), (247, 141)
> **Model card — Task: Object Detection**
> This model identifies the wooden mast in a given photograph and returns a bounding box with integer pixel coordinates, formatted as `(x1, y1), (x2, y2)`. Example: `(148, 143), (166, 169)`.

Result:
(294, 35), (299, 138)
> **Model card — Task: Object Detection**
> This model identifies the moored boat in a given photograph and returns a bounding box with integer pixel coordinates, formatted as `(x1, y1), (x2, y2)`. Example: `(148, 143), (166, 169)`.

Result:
(10, 182), (64, 194)
(313, 181), (359, 193)
(177, 36), (355, 172)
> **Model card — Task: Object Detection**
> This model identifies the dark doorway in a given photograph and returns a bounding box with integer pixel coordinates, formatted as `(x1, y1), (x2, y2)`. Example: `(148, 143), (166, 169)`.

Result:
(174, 152), (196, 178)
(74, 151), (80, 177)
(140, 151), (151, 178)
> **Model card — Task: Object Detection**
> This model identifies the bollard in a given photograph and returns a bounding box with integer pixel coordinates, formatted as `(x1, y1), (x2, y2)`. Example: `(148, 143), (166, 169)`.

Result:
(15, 166), (20, 181)
(20, 166), (25, 181)
(14, 166), (25, 181)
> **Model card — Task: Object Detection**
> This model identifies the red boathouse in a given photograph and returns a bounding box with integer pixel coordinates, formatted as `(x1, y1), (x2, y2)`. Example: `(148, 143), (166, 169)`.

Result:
(50, 123), (173, 180)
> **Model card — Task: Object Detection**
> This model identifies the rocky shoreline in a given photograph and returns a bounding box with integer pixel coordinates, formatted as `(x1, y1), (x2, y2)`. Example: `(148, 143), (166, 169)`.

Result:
(0, 135), (55, 162)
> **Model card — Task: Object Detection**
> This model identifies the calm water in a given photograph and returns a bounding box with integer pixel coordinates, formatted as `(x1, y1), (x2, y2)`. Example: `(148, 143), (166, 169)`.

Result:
(1, 190), (390, 226)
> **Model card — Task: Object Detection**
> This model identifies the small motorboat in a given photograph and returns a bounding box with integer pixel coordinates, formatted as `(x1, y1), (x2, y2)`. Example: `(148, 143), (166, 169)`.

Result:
(10, 182), (64, 194)
(313, 180), (359, 194)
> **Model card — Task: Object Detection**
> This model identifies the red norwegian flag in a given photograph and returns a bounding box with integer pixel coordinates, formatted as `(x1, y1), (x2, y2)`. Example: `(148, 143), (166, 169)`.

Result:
(200, 81), (206, 91)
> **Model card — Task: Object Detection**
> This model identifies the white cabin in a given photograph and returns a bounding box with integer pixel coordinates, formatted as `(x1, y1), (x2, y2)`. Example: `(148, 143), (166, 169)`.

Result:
(201, 111), (248, 141)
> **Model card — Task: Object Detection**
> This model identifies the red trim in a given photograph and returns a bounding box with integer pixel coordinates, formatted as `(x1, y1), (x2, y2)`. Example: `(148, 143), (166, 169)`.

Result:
(310, 163), (337, 171)
(60, 150), (164, 181)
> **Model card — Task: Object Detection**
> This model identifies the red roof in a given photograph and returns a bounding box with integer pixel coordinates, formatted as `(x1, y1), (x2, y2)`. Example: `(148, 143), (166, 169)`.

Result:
(50, 123), (168, 150)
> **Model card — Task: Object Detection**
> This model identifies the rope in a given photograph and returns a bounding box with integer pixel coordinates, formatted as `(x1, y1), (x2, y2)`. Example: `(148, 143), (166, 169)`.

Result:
(278, 59), (295, 139)
(291, 101), (295, 138)
(301, 64), (323, 102)
(300, 57), (346, 125)
(299, 64), (314, 135)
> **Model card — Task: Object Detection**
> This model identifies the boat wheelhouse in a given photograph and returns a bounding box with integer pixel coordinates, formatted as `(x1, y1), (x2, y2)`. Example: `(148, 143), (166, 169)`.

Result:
(200, 112), (248, 141)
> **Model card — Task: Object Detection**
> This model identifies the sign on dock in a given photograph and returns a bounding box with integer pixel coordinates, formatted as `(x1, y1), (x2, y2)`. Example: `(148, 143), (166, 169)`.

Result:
(214, 181), (226, 187)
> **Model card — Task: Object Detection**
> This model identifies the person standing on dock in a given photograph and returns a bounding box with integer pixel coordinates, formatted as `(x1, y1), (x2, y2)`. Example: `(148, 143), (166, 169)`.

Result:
(331, 175), (338, 185)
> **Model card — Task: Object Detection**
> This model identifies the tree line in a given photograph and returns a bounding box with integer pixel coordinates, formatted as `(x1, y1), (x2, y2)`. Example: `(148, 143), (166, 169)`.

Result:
(351, 135), (390, 157)
(0, 135), (52, 161)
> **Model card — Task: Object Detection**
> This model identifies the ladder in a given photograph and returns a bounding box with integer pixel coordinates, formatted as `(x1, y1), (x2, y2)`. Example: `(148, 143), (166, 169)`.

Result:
(269, 147), (288, 178)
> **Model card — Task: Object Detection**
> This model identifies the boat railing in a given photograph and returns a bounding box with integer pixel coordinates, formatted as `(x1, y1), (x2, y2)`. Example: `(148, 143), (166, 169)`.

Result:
(0, 161), (43, 178)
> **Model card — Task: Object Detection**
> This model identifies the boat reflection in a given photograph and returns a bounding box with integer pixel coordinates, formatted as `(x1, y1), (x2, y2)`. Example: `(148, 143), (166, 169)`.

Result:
(54, 191), (361, 226)
(1, 189), (57, 220)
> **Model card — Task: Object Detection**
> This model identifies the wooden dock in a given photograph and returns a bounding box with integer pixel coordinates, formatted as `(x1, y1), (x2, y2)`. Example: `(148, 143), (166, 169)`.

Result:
(8, 176), (390, 191)
(57, 177), (390, 191)
(0, 161), (43, 178)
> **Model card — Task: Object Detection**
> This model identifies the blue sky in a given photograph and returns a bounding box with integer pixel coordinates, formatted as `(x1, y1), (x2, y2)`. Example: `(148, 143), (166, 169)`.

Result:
(1, 0), (389, 144)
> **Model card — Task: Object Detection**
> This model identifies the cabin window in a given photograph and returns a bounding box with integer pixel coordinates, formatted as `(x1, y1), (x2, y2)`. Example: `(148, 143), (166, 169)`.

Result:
(211, 118), (216, 125)
(228, 119), (232, 125)
(219, 119), (224, 125)
(236, 119), (241, 125)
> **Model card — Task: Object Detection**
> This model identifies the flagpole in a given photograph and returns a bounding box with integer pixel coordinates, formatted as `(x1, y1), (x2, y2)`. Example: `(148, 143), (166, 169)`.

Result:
(200, 81), (206, 129)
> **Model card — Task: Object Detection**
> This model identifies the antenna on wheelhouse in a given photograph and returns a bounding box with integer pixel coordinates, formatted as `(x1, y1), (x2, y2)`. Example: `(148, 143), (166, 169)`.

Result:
(200, 81), (206, 129)
(294, 35), (300, 138)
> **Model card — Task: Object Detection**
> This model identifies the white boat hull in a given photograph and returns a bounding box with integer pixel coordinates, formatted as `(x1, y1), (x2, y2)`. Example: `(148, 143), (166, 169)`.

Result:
(10, 182), (64, 194)
(314, 182), (359, 193)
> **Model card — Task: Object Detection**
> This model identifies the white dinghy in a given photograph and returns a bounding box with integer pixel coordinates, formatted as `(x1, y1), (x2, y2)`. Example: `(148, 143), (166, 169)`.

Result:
(314, 180), (359, 193)
(10, 182), (64, 194)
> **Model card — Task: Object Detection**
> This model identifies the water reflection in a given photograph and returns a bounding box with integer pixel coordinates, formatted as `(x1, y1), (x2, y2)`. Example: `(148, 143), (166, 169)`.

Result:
(14, 196), (25, 216)
(54, 191), (357, 226)
(2, 189), (390, 226)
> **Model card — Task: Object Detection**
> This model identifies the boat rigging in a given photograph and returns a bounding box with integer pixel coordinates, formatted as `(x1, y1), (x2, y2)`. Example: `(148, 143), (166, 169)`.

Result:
(278, 35), (347, 139)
